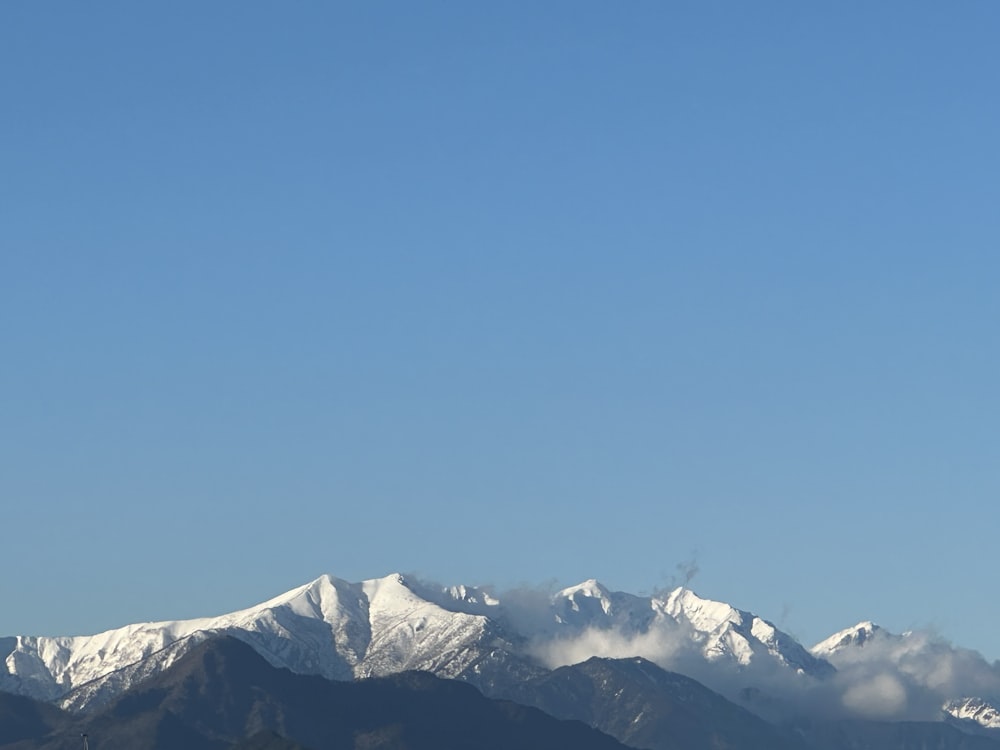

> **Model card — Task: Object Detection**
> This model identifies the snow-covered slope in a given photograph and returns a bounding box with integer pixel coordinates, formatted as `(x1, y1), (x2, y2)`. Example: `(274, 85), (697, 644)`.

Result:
(811, 621), (885, 656)
(2, 573), (511, 708)
(661, 587), (834, 677)
(551, 579), (657, 634)
(945, 697), (1000, 730)
(1, 574), (832, 712)
(4, 571), (996, 728)
(5, 574), (827, 711)
(543, 581), (832, 678)
(355, 573), (492, 677)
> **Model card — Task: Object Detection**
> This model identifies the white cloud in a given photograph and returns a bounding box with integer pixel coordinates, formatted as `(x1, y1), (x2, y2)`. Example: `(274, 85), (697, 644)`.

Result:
(532, 625), (687, 670)
(841, 673), (908, 718)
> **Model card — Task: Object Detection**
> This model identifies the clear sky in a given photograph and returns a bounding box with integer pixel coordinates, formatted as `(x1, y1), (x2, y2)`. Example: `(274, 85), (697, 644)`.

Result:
(2, 3), (998, 662)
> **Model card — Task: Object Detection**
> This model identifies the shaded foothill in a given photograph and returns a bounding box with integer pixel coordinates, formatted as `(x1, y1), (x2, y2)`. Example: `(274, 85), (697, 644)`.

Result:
(0, 637), (631, 750)
(793, 718), (1000, 750)
(0, 693), (67, 747)
(500, 655), (806, 750)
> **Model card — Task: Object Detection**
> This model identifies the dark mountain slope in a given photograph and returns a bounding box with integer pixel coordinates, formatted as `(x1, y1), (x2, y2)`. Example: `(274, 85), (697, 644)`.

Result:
(0, 693), (65, 746)
(800, 718), (1000, 750)
(503, 656), (803, 750)
(230, 730), (310, 750)
(2, 637), (632, 750)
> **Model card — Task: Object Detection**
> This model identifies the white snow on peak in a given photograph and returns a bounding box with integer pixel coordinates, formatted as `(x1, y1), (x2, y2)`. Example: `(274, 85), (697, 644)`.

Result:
(543, 582), (829, 677)
(356, 573), (491, 679)
(548, 580), (658, 635)
(557, 579), (611, 598)
(247, 573), (350, 621)
(656, 587), (832, 677)
(662, 587), (743, 633)
(445, 585), (499, 608)
(555, 579), (613, 614)
(361, 572), (419, 602)
(1, 571), (499, 705)
(810, 621), (884, 656)
(659, 587), (757, 665)
(16, 569), (997, 725)
(945, 697), (1000, 729)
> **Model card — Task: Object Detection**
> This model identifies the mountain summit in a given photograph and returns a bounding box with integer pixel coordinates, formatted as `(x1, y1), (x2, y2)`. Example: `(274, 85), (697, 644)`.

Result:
(3, 571), (998, 734)
(810, 621), (884, 656)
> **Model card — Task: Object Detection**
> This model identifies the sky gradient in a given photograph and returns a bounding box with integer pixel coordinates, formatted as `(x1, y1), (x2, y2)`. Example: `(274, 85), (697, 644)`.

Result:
(3, 3), (999, 661)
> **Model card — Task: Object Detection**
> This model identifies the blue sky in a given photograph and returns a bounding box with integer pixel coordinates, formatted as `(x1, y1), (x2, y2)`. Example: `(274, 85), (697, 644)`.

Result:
(2, 3), (998, 661)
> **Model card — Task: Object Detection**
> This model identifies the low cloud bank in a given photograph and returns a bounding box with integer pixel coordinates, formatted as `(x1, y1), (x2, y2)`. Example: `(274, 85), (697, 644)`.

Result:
(532, 622), (688, 670)
(820, 629), (1000, 720)
(407, 573), (1000, 723)
(840, 672), (908, 718)
(533, 622), (1000, 722)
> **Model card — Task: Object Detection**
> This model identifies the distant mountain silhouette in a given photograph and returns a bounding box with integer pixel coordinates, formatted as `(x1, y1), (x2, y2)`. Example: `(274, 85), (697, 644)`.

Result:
(502, 656), (804, 750)
(797, 718), (1000, 750)
(1, 637), (630, 750)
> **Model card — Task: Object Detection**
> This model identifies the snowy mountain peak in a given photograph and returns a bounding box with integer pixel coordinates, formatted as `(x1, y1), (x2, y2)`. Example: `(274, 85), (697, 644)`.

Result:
(555, 579), (612, 610)
(545, 580), (657, 635)
(362, 572), (414, 598)
(444, 584), (499, 608)
(662, 587), (744, 632)
(658, 587), (833, 677)
(945, 696), (1000, 730)
(5, 569), (995, 729)
(810, 621), (883, 656)
(550, 580), (615, 625)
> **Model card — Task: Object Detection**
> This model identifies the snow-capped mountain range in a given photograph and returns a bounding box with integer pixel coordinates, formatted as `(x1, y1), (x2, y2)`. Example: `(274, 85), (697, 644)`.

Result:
(2, 572), (998, 731)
